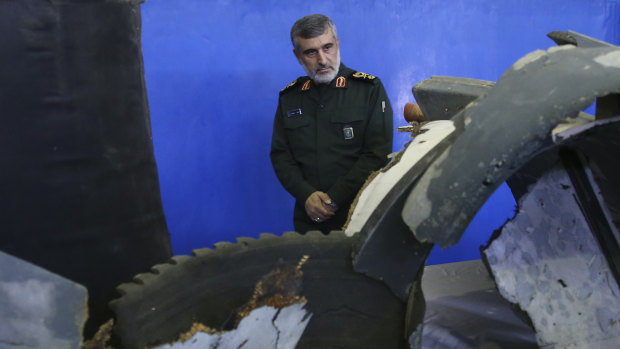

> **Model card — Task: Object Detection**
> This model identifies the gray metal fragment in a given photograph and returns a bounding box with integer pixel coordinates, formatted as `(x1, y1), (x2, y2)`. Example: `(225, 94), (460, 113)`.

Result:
(566, 30), (617, 48)
(547, 30), (620, 124)
(594, 93), (620, 119)
(0, 251), (88, 349)
(547, 30), (578, 46)
(484, 165), (620, 348)
(558, 117), (620, 286)
(412, 76), (495, 121)
(568, 30), (616, 48)
(350, 121), (455, 301)
(408, 323), (423, 349)
(153, 303), (311, 349)
(418, 260), (536, 349)
(402, 44), (620, 248)
(546, 30), (616, 48)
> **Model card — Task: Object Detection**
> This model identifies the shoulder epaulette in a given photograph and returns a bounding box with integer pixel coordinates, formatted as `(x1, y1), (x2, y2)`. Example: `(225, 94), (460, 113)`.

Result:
(351, 71), (377, 82)
(280, 79), (299, 93)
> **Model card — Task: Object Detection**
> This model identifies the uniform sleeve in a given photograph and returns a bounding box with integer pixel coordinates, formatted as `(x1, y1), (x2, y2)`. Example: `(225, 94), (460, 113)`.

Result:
(270, 99), (316, 204)
(326, 80), (393, 206)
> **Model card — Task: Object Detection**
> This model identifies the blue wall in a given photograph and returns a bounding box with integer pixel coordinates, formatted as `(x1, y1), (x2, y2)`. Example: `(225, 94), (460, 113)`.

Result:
(140, 0), (619, 263)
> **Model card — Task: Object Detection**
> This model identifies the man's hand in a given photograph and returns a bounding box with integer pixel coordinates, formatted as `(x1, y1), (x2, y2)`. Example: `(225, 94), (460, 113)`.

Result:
(305, 191), (338, 223)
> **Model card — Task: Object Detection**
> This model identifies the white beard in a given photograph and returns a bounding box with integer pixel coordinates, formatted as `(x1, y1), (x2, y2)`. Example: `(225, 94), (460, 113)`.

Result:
(303, 50), (341, 84)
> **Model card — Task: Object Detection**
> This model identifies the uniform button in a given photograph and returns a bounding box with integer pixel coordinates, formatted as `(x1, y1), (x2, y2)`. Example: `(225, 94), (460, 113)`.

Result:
(320, 104), (324, 108)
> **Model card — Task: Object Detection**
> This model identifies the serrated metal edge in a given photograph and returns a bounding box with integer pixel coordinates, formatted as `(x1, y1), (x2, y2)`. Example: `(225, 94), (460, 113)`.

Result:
(282, 231), (303, 238)
(109, 232), (349, 309)
(213, 241), (236, 249)
(259, 232), (278, 239)
(133, 272), (158, 285)
(114, 281), (140, 297)
(169, 255), (192, 264)
(235, 236), (256, 245)
(109, 230), (360, 348)
(191, 247), (212, 257)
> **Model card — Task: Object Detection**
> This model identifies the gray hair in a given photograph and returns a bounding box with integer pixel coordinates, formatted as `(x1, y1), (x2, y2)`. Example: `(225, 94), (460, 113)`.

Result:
(290, 14), (338, 50)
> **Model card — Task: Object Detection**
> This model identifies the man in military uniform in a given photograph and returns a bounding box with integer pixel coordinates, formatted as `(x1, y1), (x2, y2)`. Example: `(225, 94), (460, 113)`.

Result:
(270, 14), (393, 234)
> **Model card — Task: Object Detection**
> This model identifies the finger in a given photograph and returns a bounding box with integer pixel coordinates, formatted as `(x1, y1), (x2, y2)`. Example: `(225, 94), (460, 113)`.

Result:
(314, 209), (330, 220)
(316, 192), (332, 205)
(305, 192), (336, 220)
(315, 204), (333, 217)
(309, 205), (332, 220)
(311, 214), (332, 224)
(305, 205), (328, 221)
(308, 201), (332, 217)
(305, 192), (320, 211)
(322, 200), (338, 212)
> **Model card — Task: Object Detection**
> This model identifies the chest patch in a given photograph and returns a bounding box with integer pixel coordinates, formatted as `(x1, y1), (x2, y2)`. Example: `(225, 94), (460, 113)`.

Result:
(287, 108), (302, 117)
(343, 125), (354, 140)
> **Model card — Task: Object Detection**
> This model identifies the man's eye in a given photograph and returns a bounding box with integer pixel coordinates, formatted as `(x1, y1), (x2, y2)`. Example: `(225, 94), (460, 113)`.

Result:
(305, 50), (317, 57)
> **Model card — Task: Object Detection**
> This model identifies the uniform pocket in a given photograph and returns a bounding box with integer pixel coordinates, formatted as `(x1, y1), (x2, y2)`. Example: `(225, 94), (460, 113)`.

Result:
(329, 108), (365, 124)
(326, 108), (366, 159)
(328, 108), (366, 141)
(283, 115), (310, 129)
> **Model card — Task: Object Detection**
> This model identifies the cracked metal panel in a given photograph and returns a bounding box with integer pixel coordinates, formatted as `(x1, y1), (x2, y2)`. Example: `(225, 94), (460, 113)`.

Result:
(0, 251), (88, 349)
(483, 161), (620, 347)
(154, 303), (310, 349)
(402, 44), (620, 248)
(551, 117), (620, 283)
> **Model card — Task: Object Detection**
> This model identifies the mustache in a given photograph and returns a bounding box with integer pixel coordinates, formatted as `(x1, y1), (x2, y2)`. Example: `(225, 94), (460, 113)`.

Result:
(316, 64), (334, 72)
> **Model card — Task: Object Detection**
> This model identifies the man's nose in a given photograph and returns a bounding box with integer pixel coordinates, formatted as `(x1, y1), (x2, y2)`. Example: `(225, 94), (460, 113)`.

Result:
(317, 50), (327, 65)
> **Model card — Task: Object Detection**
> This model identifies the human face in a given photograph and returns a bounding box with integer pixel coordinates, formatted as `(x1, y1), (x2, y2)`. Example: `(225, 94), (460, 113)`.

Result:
(294, 28), (341, 84)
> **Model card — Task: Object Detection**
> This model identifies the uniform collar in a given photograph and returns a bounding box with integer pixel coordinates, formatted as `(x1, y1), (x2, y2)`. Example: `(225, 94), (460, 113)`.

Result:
(301, 63), (352, 91)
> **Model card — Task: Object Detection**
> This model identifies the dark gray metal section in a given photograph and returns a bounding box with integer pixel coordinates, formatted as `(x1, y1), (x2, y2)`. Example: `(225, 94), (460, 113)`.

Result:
(352, 127), (459, 301)
(595, 93), (620, 119)
(416, 260), (537, 349)
(547, 30), (578, 46)
(561, 149), (620, 286)
(412, 76), (495, 121)
(548, 30), (618, 48)
(0, 251), (88, 349)
(559, 118), (620, 286)
(546, 31), (620, 121)
(111, 232), (406, 349)
(352, 188), (433, 301)
(403, 45), (620, 248)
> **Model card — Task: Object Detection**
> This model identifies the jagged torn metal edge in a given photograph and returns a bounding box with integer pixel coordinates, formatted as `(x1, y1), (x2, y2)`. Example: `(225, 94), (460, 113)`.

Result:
(402, 44), (620, 249)
(110, 231), (326, 348)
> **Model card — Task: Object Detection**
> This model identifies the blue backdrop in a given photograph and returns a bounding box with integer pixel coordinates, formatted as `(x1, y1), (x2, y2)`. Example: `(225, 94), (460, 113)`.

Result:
(140, 0), (620, 263)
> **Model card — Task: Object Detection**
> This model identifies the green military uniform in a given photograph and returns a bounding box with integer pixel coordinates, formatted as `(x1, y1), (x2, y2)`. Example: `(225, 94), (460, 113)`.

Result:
(270, 63), (393, 233)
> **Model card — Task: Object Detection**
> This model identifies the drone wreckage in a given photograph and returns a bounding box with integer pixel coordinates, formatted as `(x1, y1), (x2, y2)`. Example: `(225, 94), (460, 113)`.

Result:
(1, 5), (619, 348)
